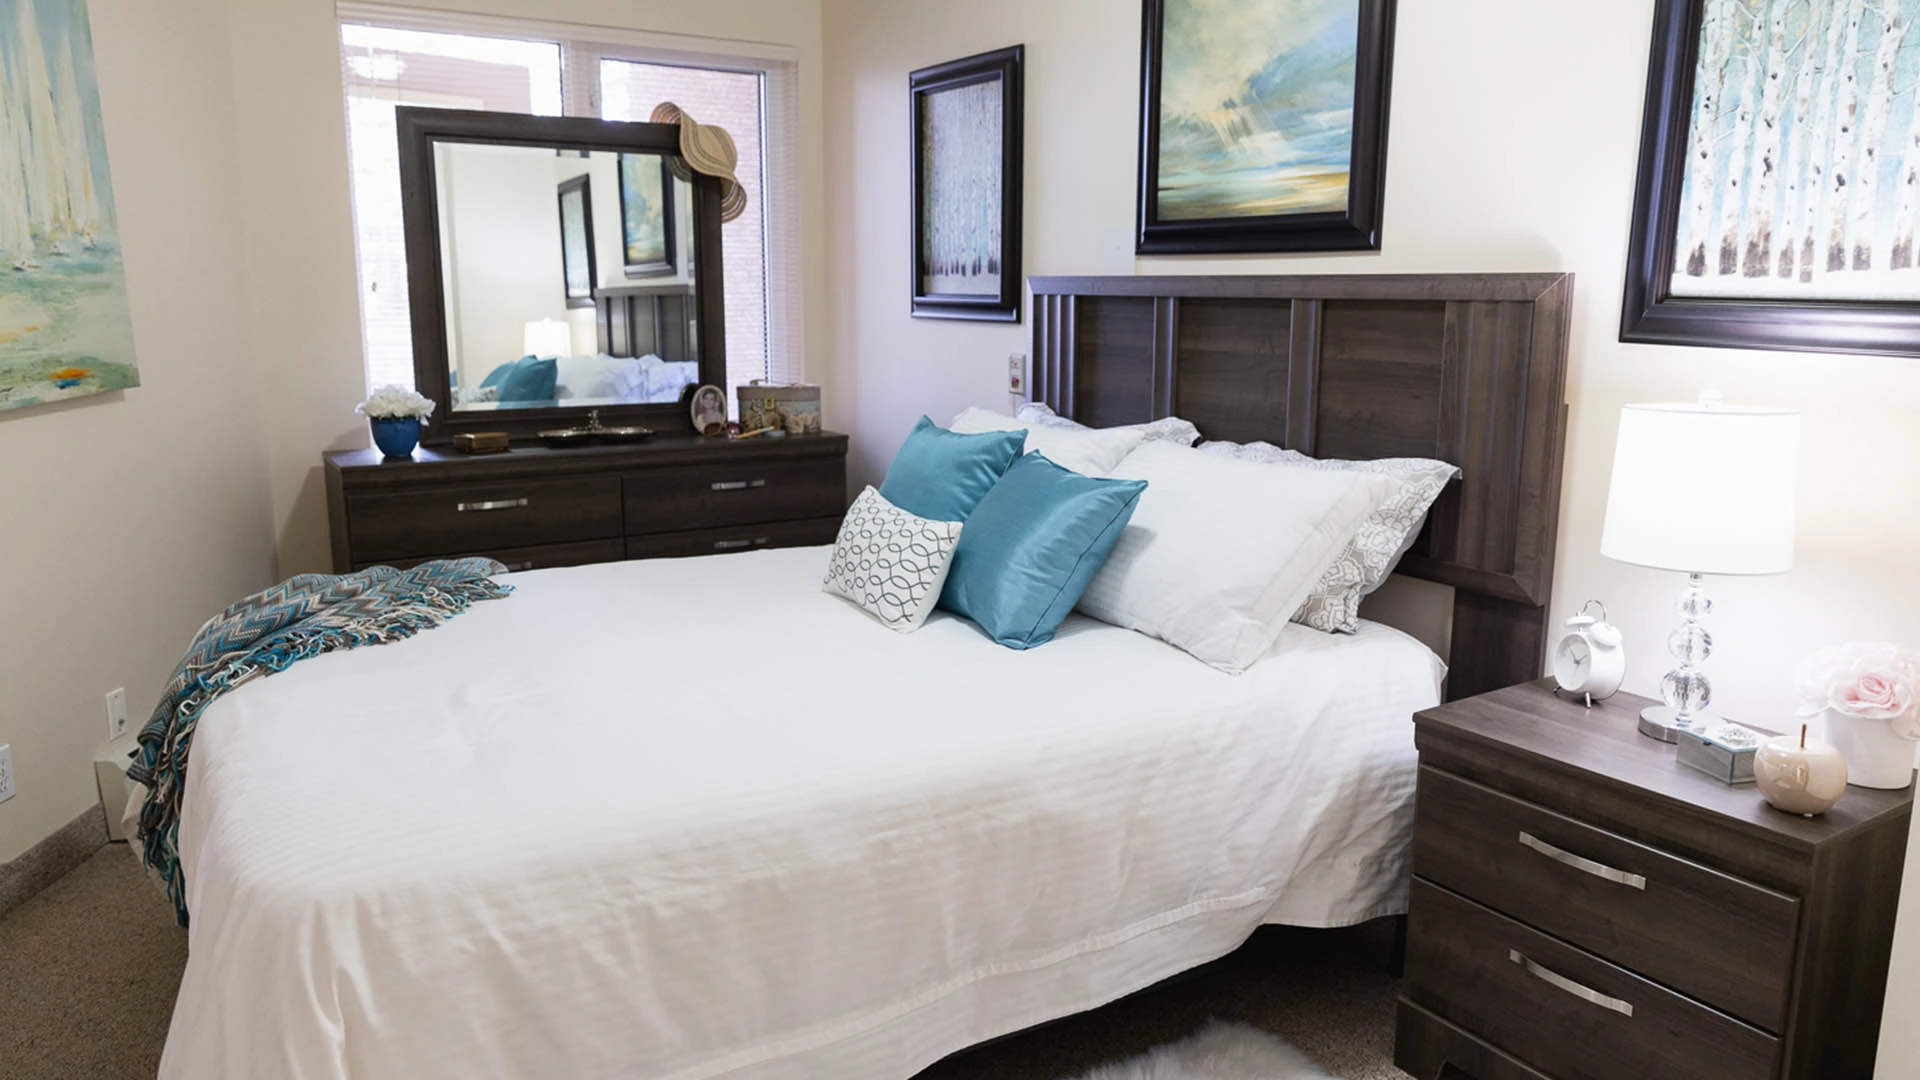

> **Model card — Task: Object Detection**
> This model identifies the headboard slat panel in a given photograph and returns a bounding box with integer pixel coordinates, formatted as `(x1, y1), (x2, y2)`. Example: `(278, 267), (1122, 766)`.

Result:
(1029, 272), (1573, 699)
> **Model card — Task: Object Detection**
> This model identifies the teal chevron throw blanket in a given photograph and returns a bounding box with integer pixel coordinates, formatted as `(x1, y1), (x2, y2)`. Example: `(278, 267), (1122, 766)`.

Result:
(128, 558), (513, 925)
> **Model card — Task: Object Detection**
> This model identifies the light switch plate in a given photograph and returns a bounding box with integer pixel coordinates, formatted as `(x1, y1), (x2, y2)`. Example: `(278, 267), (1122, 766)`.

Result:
(0, 744), (14, 804)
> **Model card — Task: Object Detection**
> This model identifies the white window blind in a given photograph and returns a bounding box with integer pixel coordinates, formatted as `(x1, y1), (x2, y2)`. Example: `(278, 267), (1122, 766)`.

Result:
(335, 5), (803, 400)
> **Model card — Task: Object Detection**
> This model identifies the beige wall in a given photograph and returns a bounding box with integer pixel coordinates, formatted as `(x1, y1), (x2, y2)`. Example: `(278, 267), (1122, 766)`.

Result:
(821, 0), (1920, 1071)
(0, 0), (278, 863)
(225, 0), (827, 577)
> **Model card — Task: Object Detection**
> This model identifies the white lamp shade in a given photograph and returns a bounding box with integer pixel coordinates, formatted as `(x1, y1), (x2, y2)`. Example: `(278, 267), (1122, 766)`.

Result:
(1600, 403), (1798, 575)
(523, 319), (572, 359)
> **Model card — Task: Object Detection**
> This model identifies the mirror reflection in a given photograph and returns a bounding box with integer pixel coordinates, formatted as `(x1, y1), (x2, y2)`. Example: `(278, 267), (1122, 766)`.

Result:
(435, 143), (700, 412)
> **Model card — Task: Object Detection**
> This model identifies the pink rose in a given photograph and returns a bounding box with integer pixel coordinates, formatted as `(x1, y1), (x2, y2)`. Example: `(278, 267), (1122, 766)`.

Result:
(1830, 669), (1915, 722)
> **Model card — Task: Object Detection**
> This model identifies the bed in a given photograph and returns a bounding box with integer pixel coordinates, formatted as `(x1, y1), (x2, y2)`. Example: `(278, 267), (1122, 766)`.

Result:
(159, 272), (1572, 1079)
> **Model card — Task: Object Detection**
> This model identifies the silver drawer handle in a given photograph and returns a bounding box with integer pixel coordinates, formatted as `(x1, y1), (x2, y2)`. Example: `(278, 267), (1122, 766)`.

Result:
(712, 537), (769, 551)
(710, 479), (767, 491)
(456, 497), (529, 513)
(1518, 831), (1647, 890)
(1510, 949), (1634, 1017)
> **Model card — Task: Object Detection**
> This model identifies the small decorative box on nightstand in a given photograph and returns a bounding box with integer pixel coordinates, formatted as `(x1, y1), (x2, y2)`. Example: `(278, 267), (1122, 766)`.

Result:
(1394, 679), (1913, 1080)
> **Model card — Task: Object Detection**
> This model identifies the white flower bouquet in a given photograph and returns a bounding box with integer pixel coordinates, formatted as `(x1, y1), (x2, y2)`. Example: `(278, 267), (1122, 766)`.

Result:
(355, 385), (437, 424)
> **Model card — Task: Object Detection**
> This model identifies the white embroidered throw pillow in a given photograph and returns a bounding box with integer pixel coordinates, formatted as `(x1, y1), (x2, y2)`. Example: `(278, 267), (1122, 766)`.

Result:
(1198, 441), (1460, 633)
(1014, 401), (1202, 448)
(823, 487), (964, 632)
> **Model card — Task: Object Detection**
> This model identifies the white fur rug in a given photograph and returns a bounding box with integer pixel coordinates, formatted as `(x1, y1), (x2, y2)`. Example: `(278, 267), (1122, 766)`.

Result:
(1071, 1021), (1337, 1080)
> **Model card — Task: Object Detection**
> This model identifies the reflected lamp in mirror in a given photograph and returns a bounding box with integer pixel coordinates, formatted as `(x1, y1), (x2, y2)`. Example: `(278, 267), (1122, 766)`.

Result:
(524, 319), (572, 359)
(1599, 398), (1799, 743)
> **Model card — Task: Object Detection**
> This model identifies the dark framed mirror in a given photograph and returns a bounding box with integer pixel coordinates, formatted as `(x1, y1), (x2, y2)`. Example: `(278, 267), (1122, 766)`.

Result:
(396, 107), (726, 444)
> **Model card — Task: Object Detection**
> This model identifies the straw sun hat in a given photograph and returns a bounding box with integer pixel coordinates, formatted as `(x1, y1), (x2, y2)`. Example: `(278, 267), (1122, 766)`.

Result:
(648, 102), (748, 223)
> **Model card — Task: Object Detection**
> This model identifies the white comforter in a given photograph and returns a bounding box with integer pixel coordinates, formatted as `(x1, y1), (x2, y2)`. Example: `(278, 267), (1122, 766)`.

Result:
(162, 546), (1442, 1080)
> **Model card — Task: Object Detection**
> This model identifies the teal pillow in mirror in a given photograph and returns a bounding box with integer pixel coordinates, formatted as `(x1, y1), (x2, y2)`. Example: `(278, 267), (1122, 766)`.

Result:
(497, 356), (558, 404)
(478, 356), (526, 391)
(878, 415), (1026, 521)
(940, 453), (1147, 650)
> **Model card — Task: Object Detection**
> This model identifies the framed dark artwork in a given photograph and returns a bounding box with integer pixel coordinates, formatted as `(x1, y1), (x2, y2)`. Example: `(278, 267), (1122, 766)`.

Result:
(619, 152), (676, 277)
(556, 173), (596, 308)
(1623, 0), (1920, 356)
(910, 45), (1024, 322)
(1135, 0), (1395, 255)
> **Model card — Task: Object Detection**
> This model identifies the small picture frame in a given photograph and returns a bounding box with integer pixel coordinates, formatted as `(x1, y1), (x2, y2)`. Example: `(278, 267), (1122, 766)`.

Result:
(689, 383), (728, 434)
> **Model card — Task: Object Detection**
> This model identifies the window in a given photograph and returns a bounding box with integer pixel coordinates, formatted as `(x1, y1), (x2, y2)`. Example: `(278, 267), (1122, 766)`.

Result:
(337, 8), (803, 400)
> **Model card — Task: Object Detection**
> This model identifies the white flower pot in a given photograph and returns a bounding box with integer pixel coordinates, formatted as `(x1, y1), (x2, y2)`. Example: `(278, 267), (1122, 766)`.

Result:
(1822, 708), (1918, 790)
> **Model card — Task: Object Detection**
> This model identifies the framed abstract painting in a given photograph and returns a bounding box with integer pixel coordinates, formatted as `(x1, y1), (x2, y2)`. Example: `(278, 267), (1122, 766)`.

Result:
(910, 45), (1024, 322)
(1623, 0), (1920, 356)
(618, 152), (675, 278)
(1135, 0), (1396, 255)
(0, 0), (139, 413)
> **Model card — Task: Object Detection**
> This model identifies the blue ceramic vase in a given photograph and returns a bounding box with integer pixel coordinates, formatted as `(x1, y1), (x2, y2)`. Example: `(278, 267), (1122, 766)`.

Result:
(370, 416), (421, 458)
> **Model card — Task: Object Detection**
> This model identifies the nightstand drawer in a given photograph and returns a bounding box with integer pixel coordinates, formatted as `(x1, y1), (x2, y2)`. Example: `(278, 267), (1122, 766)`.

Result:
(623, 458), (844, 533)
(1412, 767), (1798, 1031)
(347, 478), (622, 562)
(1406, 880), (1779, 1080)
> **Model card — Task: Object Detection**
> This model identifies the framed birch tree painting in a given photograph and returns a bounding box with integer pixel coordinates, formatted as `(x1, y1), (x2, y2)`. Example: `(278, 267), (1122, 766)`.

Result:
(1624, 0), (1920, 356)
(910, 46), (1024, 322)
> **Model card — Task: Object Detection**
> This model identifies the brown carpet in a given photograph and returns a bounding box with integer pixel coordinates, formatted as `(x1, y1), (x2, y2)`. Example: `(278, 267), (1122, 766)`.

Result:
(0, 845), (1407, 1080)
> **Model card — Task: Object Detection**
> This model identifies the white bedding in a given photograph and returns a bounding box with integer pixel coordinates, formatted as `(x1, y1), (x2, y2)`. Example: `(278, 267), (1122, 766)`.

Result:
(162, 546), (1442, 1080)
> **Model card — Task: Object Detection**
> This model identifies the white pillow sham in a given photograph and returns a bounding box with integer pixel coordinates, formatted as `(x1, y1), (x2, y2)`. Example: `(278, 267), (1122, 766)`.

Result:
(822, 487), (963, 632)
(1077, 442), (1394, 673)
(949, 407), (1145, 477)
(1198, 441), (1460, 633)
(1014, 401), (1202, 448)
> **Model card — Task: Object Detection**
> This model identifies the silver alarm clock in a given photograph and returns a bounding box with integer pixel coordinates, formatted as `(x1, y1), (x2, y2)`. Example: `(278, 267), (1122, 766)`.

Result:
(1553, 600), (1624, 707)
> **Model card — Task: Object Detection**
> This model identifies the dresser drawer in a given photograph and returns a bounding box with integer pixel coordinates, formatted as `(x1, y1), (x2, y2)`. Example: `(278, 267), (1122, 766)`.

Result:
(355, 538), (625, 574)
(1395, 998), (1552, 1080)
(348, 478), (623, 562)
(1406, 880), (1778, 1080)
(623, 458), (844, 534)
(624, 516), (841, 560)
(1412, 768), (1798, 1031)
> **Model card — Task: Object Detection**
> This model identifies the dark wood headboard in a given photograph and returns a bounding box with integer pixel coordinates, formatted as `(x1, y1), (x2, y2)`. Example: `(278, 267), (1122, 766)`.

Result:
(596, 282), (696, 363)
(1029, 273), (1573, 700)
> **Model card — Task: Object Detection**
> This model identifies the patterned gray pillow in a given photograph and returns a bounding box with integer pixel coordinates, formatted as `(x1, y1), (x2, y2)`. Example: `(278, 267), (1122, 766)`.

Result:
(1197, 441), (1459, 633)
(822, 486), (963, 632)
(1016, 401), (1201, 448)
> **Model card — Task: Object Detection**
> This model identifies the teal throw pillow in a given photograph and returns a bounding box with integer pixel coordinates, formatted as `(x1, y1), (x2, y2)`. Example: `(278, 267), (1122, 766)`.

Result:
(497, 356), (558, 404)
(478, 356), (527, 390)
(940, 452), (1147, 650)
(878, 415), (1026, 521)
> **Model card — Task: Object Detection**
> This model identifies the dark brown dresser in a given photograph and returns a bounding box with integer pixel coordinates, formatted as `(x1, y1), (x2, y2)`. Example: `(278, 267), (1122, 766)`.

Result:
(1396, 680), (1913, 1080)
(324, 433), (848, 572)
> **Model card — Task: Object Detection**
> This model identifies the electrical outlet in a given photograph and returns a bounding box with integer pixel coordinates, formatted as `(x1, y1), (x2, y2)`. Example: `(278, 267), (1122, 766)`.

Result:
(0, 744), (14, 804)
(105, 687), (128, 740)
(1008, 353), (1026, 396)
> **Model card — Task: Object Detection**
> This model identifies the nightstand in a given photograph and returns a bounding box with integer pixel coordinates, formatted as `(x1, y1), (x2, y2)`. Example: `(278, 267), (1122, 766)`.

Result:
(1394, 679), (1913, 1080)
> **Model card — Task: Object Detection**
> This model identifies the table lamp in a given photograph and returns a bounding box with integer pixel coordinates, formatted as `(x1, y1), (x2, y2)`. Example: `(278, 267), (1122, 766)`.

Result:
(523, 318), (572, 359)
(1599, 398), (1799, 742)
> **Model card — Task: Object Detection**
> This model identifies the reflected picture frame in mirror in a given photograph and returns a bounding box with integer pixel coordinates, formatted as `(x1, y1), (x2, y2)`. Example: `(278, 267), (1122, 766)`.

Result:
(395, 107), (727, 445)
(556, 172), (596, 308)
(618, 152), (676, 277)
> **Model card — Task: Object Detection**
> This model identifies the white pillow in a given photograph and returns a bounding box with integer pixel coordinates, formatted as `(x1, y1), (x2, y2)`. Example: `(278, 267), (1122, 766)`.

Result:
(1015, 401), (1201, 448)
(949, 407), (1145, 476)
(553, 353), (645, 401)
(1077, 442), (1394, 672)
(1199, 441), (1459, 633)
(822, 487), (963, 632)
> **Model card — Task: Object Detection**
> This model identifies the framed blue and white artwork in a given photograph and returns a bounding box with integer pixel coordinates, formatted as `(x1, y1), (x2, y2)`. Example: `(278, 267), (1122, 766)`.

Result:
(0, 0), (138, 413)
(1136, 0), (1396, 254)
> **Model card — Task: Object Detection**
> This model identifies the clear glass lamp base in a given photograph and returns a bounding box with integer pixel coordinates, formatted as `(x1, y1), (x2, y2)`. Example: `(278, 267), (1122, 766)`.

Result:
(1641, 572), (1720, 744)
(1638, 704), (1725, 743)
